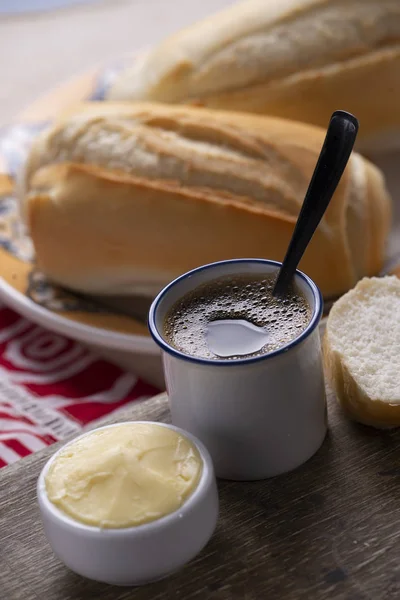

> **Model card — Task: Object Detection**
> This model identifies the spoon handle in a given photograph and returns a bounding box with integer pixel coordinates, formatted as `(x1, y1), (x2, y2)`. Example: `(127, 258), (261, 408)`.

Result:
(273, 110), (359, 296)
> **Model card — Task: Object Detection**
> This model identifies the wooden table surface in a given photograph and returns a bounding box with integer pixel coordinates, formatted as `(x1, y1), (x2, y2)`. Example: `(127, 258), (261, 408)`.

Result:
(1, 390), (399, 600)
(1, 4), (400, 598)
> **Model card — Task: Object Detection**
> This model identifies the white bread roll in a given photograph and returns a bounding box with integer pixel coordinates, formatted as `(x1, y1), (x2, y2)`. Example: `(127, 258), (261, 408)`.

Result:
(107, 0), (400, 153)
(21, 102), (391, 299)
(324, 276), (400, 428)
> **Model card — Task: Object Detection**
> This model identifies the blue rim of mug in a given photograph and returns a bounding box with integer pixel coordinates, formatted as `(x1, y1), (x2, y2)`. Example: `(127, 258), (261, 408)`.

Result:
(148, 259), (323, 366)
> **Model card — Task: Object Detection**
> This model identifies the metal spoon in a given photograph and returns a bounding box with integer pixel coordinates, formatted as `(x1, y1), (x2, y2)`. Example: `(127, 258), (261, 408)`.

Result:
(273, 110), (359, 297)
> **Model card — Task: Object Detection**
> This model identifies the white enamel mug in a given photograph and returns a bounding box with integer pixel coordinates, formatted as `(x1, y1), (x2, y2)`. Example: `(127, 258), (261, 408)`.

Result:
(149, 259), (327, 481)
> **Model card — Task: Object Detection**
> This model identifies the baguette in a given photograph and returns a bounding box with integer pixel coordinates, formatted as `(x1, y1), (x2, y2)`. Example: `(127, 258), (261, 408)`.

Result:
(107, 0), (400, 153)
(324, 276), (400, 428)
(21, 102), (391, 299)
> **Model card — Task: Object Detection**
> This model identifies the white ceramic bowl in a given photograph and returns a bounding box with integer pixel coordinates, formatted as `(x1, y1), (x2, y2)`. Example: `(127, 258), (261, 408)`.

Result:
(37, 421), (219, 586)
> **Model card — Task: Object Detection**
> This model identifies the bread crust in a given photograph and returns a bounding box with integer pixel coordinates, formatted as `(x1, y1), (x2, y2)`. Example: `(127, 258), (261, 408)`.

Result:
(23, 103), (392, 299)
(107, 0), (400, 152)
(194, 48), (400, 153)
(27, 162), (348, 297)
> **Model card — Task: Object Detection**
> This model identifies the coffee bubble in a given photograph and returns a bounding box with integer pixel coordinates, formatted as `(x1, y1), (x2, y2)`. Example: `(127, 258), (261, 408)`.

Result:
(163, 273), (311, 359)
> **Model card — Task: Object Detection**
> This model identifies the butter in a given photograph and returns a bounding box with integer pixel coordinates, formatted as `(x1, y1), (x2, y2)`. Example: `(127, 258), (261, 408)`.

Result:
(45, 423), (203, 529)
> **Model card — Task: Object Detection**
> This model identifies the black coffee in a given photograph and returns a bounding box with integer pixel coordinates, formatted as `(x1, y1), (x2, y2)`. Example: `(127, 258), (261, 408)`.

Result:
(163, 273), (312, 359)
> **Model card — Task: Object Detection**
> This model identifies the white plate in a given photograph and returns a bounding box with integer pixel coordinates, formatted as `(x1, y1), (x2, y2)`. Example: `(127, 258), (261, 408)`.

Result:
(0, 278), (156, 354)
(1, 61), (399, 368)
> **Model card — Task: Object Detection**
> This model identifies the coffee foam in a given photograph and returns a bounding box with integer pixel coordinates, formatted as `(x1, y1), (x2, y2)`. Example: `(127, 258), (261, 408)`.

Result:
(163, 273), (311, 359)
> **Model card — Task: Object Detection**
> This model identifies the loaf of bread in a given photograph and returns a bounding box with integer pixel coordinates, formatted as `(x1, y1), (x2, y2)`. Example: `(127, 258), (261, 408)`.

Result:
(20, 102), (391, 299)
(107, 0), (400, 153)
(324, 276), (400, 428)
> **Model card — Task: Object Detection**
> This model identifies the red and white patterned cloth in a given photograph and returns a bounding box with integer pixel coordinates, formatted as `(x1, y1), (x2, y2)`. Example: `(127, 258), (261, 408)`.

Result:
(0, 301), (159, 468)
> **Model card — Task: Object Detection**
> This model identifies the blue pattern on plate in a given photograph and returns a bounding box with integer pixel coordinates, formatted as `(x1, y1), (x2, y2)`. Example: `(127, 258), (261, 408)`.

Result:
(0, 121), (50, 179)
(0, 195), (34, 262)
(89, 61), (127, 101)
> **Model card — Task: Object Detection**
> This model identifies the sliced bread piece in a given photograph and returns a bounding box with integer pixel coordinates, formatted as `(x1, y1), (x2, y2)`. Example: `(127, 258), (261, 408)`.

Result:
(323, 276), (400, 428)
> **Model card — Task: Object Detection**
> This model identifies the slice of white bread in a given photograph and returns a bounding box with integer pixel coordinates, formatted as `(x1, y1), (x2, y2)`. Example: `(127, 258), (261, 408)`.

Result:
(323, 276), (400, 428)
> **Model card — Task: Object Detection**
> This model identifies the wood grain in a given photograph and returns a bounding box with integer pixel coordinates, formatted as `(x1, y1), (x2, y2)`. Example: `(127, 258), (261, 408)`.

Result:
(1, 391), (400, 600)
